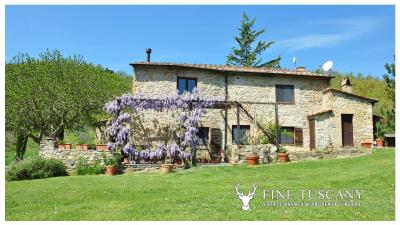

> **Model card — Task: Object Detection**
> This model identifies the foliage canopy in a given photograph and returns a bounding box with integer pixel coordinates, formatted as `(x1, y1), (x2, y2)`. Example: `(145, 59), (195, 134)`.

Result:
(6, 50), (131, 159)
(226, 12), (281, 68)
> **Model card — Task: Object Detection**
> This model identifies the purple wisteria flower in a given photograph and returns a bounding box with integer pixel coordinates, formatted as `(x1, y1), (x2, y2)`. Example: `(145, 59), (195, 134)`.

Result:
(104, 89), (221, 164)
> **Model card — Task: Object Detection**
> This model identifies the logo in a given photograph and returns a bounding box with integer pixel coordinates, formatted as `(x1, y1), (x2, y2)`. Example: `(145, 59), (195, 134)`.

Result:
(235, 183), (257, 211)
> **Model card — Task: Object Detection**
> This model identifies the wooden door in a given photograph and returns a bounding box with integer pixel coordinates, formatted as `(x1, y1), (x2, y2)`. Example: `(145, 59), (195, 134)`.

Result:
(341, 114), (354, 147)
(210, 128), (222, 159)
(309, 119), (315, 150)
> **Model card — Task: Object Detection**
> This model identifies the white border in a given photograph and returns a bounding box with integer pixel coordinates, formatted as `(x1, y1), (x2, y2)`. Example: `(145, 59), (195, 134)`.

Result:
(1, 1), (399, 225)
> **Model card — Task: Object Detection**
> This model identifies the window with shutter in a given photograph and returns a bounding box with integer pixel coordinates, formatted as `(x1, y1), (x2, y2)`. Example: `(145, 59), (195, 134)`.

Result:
(294, 128), (303, 146)
(275, 84), (295, 103)
(279, 127), (294, 144)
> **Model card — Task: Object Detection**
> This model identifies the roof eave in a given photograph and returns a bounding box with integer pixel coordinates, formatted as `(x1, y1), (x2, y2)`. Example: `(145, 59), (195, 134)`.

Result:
(323, 88), (378, 104)
(130, 62), (334, 79)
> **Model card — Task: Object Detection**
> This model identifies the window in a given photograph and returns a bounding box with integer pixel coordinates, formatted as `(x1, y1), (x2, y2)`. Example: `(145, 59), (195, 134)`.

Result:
(294, 128), (303, 146)
(232, 125), (250, 145)
(198, 127), (209, 146)
(276, 85), (294, 103)
(177, 77), (197, 94)
(279, 127), (294, 145)
(278, 127), (303, 146)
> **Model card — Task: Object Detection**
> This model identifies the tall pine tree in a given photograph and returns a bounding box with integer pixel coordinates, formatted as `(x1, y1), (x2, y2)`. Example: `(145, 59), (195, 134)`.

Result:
(382, 57), (395, 132)
(227, 12), (281, 68)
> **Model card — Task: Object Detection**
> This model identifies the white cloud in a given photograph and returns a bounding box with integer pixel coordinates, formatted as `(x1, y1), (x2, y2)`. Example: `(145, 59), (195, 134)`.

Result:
(276, 17), (382, 51)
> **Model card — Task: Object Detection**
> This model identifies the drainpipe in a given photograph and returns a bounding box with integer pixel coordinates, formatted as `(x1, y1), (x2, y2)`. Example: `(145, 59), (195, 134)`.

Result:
(224, 74), (228, 152)
(275, 103), (280, 151)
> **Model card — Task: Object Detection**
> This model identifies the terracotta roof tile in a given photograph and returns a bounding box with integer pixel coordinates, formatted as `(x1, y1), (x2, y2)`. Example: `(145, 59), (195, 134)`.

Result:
(307, 109), (333, 118)
(130, 61), (333, 79)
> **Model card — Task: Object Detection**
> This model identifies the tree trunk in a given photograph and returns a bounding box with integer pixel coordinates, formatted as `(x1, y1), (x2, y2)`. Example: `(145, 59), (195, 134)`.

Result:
(55, 124), (65, 141)
(191, 149), (197, 166)
(15, 132), (28, 161)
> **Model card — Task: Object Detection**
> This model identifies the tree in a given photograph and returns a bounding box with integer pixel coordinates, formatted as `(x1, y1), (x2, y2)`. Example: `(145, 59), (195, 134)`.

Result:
(226, 12), (281, 68)
(6, 50), (131, 159)
(382, 57), (395, 132)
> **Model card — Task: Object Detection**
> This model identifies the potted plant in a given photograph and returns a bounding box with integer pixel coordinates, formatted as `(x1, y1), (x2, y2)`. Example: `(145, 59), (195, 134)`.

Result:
(277, 146), (290, 162)
(175, 158), (182, 165)
(375, 121), (385, 148)
(58, 140), (72, 150)
(161, 143), (175, 173)
(361, 142), (372, 148)
(104, 154), (121, 176)
(245, 152), (259, 166)
(96, 143), (108, 151)
(76, 131), (90, 150)
(123, 155), (130, 164)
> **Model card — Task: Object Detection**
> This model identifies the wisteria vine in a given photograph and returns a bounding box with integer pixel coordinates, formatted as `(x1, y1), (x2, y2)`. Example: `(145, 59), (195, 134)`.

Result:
(104, 88), (223, 164)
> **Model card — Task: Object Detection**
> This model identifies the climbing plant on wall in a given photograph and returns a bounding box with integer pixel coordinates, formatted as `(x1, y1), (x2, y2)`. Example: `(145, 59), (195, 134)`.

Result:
(104, 88), (222, 166)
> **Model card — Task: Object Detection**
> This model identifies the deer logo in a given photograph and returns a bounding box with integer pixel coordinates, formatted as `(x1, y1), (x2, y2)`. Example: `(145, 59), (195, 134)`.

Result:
(235, 183), (257, 211)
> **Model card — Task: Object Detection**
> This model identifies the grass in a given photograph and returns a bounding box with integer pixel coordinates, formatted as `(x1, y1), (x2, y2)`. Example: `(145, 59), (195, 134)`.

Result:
(5, 148), (395, 221)
(5, 139), (39, 166)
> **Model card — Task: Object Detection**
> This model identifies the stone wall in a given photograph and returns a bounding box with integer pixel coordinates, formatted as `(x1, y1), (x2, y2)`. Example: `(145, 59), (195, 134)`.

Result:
(315, 112), (334, 150)
(131, 65), (375, 153)
(133, 66), (331, 151)
(323, 91), (374, 148)
(227, 144), (371, 164)
(39, 138), (112, 172)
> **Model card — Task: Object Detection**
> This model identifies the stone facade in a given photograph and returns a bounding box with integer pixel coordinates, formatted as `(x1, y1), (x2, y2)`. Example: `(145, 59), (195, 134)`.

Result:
(128, 63), (376, 160)
(322, 90), (374, 148)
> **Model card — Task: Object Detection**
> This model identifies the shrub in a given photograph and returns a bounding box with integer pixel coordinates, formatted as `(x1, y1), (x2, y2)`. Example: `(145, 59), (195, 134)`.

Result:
(6, 157), (68, 181)
(74, 157), (105, 175)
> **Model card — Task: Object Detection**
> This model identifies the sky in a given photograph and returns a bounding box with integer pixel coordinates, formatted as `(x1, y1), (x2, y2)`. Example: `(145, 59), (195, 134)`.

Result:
(5, 5), (395, 78)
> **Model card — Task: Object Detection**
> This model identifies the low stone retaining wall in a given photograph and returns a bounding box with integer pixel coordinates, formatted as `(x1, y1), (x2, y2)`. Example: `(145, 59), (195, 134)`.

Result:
(229, 144), (371, 164)
(39, 138), (112, 172)
(40, 138), (372, 172)
(121, 163), (161, 173)
(40, 138), (167, 173)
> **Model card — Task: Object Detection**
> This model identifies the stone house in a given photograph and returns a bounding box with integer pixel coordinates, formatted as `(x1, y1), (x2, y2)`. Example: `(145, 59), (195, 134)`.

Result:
(129, 61), (377, 160)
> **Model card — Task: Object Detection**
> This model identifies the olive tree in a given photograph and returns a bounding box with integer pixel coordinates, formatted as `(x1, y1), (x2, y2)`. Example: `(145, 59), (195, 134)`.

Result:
(6, 50), (131, 159)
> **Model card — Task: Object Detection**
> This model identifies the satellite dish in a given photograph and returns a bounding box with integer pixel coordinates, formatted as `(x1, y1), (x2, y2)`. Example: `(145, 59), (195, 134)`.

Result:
(322, 60), (333, 72)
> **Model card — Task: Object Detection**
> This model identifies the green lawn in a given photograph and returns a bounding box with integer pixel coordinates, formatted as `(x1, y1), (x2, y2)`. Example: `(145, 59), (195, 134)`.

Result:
(5, 148), (395, 221)
(5, 139), (39, 166)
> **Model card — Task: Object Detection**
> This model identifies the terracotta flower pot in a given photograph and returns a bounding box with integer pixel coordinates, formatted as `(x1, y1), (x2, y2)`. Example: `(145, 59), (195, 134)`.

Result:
(96, 144), (108, 151)
(76, 144), (88, 150)
(211, 158), (220, 164)
(123, 157), (129, 164)
(161, 163), (174, 173)
(376, 138), (384, 148)
(58, 143), (72, 150)
(278, 153), (290, 162)
(246, 154), (259, 166)
(175, 159), (182, 165)
(105, 165), (117, 175)
(361, 142), (372, 149)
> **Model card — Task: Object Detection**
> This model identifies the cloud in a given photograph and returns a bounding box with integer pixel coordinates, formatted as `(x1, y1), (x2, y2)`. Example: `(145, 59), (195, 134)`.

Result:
(278, 34), (349, 51)
(276, 17), (382, 51)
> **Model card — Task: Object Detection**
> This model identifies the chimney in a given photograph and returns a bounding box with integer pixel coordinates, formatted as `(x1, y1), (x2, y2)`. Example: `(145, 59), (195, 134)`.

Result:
(341, 77), (352, 93)
(296, 66), (305, 72)
(146, 48), (152, 62)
